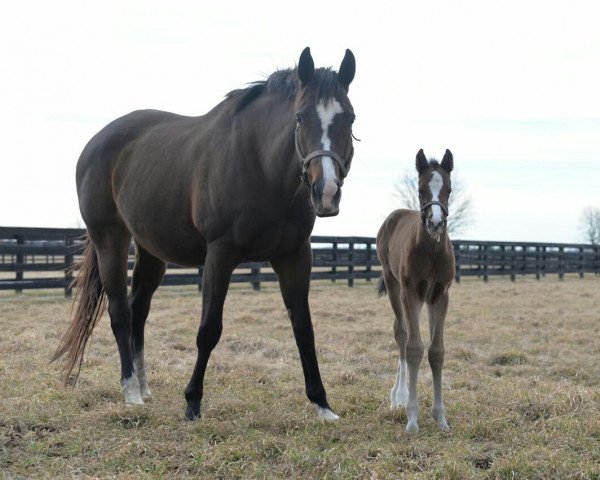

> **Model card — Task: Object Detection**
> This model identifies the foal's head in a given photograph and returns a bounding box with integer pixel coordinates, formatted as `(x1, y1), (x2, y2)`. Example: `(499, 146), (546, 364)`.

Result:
(415, 149), (453, 240)
(294, 47), (356, 217)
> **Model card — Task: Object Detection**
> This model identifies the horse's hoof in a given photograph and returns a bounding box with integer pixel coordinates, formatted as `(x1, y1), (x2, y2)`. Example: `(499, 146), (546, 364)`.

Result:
(140, 387), (152, 401)
(184, 402), (201, 420)
(313, 403), (340, 421)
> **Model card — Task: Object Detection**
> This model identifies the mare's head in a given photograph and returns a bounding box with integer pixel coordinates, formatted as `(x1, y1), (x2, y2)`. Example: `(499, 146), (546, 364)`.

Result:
(415, 149), (454, 240)
(294, 47), (356, 217)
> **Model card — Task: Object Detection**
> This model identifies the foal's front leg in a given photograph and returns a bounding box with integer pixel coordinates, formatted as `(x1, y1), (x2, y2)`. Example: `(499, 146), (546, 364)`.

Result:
(427, 292), (450, 431)
(402, 287), (424, 432)
(270, 241), (338, 420)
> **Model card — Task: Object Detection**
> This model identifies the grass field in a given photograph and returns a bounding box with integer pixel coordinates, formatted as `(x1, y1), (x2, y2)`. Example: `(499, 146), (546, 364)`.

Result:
(1, 276), (599, 479)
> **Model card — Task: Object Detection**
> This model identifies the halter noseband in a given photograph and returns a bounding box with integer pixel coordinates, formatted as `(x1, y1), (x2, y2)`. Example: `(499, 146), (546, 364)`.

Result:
(420, 200), (449, 216)
(294, 122), (354, 186)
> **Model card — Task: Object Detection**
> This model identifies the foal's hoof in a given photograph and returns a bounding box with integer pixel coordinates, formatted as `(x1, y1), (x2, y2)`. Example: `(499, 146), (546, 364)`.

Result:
(313, 403), (340, 421)
(184, 401), (201, 421)
(405, 421), (419, 433)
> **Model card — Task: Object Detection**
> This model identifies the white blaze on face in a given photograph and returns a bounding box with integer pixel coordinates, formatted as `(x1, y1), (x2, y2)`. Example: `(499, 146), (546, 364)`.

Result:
(315, 99), (343, 208)
(428, 171), (444, 225)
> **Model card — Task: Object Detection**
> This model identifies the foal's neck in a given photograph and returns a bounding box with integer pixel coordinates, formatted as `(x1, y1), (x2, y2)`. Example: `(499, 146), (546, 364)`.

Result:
(416, 219), (449, 254)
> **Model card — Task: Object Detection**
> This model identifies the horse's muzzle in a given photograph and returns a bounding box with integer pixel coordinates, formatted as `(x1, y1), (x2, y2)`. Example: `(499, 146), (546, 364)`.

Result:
(311, 182), (341, 217)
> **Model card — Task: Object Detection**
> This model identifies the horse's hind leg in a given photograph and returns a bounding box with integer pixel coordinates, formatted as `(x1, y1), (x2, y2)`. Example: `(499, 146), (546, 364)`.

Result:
(89, 226), (143, 404)
(129, 244), (166, 400)
(427, 292), (450, 431)
(271, 240), (337, 420)
(387, 277), (409, 409)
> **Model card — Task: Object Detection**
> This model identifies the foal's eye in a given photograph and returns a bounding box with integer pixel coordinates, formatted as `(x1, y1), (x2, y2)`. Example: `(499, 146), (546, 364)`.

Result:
(348, 113), (356, 125)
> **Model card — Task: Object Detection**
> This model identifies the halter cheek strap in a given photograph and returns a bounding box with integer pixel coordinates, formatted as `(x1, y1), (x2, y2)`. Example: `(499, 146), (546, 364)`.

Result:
(420, 200), (449, 216)
(295, 123), (354, 186)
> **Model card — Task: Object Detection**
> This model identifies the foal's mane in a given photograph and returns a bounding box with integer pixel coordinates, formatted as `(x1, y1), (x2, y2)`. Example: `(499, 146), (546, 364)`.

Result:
(226, 67), (344, 114)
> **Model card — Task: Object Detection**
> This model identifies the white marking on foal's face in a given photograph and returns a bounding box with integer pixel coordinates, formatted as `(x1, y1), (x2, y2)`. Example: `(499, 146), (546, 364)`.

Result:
(315, 99), (343, 208)
(428, 171), (444, 225)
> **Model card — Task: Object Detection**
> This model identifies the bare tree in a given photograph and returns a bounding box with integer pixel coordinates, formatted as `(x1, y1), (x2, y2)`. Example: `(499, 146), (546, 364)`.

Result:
(580, 207), (600, 245)
(393, 170), (474, 236)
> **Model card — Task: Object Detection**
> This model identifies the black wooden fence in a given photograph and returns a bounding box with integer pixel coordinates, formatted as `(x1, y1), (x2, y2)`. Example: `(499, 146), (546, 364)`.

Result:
(0, 227), (598, 295)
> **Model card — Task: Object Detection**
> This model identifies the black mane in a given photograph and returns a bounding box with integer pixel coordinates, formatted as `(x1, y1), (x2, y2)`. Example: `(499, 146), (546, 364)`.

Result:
(227, 67), (344, 114)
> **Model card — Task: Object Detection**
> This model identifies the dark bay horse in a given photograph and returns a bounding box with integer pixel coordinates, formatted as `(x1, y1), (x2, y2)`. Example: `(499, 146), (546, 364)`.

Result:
(52, 47), (356, 420)
(377, 149), (455, 432)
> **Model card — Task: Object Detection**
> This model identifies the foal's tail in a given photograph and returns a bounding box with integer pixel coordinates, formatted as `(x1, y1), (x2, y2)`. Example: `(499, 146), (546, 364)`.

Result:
(376, 274), (387, 297)
(51, 236), (107, 384)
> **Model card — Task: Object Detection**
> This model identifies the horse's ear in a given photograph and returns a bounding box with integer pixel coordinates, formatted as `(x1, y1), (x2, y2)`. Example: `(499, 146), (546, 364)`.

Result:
(441, 149), (454, 173)
(416, 149), (429, 174)
(298, 47), (314, 86)
(338, 49), (356, 91)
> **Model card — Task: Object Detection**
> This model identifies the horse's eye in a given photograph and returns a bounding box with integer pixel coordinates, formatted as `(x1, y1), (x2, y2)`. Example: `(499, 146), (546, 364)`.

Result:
(295, 112), (303, 124)
(349, 114), (356, 125)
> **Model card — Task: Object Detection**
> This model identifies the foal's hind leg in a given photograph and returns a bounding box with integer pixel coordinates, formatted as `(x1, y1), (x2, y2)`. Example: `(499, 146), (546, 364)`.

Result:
(387, 279), (409, 409)
(89, 226), (143, 404)
(402, 287), (424, 432)
(129, 244), (166, 400)
(427, 292), (450, 431)
(271, 241), (337, 420)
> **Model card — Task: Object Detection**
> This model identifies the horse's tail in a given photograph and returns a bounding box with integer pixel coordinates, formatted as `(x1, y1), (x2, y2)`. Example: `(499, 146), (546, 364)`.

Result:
(376, 274), (387, 297)
(51, 236), (106, 384)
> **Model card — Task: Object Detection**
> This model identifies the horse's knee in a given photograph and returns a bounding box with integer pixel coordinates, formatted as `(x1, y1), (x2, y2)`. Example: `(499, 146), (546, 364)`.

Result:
(196, 321), (223, 350)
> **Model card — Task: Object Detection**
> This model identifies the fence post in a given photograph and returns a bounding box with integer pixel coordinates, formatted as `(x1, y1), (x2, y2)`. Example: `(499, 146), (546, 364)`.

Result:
(535, 246), (540, 280)
(454, 241), (460, 283)
(579, 247), (584, 279)
(251, 265), (261, 291)
(64, 235), (74, 297)
(15, 234), (24, 294)
(558, 246), (564, 280)
(331, 240), (337, 282)
(365, 240), (372, 282)
(198, 266), (203, 292)
(482, 244), (488, 282)
(510, 245), (516, 282)
(347, 242), (354, 287)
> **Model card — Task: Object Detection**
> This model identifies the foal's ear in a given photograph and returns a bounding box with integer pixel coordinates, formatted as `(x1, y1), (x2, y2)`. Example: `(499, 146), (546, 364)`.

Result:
(338, 49), (356, 91)
(441, 149), (454, 173)
(416, 149), (429, 174)
(298, 47), (315, 86)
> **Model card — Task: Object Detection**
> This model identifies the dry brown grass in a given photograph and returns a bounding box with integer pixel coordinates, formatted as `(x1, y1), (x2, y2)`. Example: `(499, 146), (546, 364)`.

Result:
(1, 276), (599, 479)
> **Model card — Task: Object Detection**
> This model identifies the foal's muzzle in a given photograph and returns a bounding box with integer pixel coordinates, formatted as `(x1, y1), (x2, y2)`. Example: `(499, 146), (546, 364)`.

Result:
(421, 201), (448, 238)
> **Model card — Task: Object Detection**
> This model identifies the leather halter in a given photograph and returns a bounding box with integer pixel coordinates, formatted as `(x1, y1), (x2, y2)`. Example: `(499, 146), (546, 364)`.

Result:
(294, 122), (354, 186)
(420, 200), (449, 216)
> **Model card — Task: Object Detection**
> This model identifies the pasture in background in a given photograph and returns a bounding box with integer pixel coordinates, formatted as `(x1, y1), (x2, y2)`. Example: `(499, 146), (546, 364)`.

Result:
(1, 277), (599, 477)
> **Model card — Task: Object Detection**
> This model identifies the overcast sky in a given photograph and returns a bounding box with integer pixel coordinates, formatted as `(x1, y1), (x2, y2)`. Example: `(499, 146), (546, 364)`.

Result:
(1, 1), (599, 243)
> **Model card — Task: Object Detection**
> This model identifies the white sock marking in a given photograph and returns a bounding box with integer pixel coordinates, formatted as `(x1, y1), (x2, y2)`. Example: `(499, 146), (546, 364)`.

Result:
(313, 403), (340, 421)
(315, 99), (343, 208)
(134, 351), (151, 400)
(122, 375), (144, 405)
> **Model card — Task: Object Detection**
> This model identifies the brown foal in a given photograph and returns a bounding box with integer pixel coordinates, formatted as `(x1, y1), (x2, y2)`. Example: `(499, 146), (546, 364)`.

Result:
(377, 149), (455, 432)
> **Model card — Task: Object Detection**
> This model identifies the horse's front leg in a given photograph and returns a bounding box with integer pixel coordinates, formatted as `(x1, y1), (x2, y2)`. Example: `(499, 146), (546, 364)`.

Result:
(184, 243), (236, 420)
(270, 241), (338, 420)
(427, 291), (450, 431)
(402, 286), (424, 432)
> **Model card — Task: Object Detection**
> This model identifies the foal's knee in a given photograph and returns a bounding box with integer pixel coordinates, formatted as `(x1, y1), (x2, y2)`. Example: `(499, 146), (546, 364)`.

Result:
(428, 347), (445, 370)
(406, 340), (424, 363)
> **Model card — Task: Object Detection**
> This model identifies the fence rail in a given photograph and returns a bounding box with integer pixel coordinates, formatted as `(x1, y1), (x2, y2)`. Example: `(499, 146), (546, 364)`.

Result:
(0, 227), (598, 295)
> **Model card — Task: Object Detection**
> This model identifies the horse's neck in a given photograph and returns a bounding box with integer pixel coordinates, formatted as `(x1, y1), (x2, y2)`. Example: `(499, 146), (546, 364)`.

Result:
(245, 98), (301, 192)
